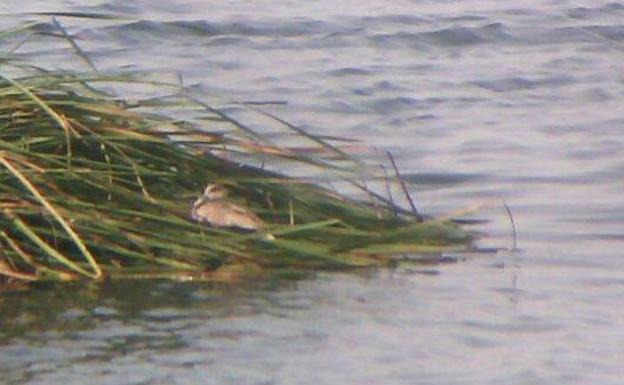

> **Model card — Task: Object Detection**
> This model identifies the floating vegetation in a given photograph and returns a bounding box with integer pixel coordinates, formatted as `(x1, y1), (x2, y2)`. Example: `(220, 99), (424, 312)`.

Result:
(0, 17), (475, 282)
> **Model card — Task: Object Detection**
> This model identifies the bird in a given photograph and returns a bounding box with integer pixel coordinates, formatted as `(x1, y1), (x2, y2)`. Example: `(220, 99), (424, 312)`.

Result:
(191, 184), (266, 232)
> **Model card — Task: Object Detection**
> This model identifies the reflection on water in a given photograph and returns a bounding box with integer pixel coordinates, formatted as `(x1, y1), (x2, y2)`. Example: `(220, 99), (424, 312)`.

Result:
(1, 0), (624, 384)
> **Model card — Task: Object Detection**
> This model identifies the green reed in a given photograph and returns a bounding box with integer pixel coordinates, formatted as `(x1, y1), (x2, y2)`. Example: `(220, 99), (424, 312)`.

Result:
(0, 17), (474, 282)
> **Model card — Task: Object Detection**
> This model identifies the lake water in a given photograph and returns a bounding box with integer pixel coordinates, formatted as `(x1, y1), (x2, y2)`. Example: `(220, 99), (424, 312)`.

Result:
(1, 1), (624, 384)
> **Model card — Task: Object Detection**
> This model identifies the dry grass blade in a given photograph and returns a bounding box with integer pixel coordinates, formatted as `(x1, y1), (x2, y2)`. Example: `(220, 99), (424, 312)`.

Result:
(504, 202), (517, 251)
(14, 12), (134, 20)
(387, 151), (423, 222)
(0, 259), (37, 281)
(248, 107), (360, 165)
(0, 22), (40, 40)
(52, 17), (99, 72)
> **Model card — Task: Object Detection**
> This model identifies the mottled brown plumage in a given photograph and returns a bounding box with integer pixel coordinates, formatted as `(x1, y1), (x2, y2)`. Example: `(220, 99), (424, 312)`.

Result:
(191, 184), (265, 231)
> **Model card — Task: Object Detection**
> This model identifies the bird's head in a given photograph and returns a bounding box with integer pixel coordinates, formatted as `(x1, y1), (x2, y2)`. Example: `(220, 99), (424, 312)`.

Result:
(203, 183), (229, 200)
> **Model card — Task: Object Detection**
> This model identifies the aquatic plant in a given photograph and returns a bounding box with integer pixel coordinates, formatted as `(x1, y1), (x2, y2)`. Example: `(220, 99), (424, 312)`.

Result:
(0, 17), (474, 282)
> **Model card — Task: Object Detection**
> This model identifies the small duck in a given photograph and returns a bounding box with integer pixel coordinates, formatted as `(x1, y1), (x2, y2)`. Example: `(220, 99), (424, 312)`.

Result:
(191, 184), (265, 232)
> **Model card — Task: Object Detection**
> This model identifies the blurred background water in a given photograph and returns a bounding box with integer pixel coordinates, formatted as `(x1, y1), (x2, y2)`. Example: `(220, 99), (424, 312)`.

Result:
(1, 1), (623, 384)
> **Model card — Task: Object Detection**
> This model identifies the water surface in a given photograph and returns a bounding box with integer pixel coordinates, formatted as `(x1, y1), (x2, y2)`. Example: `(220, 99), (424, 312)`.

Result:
(1, 1), (623, 384)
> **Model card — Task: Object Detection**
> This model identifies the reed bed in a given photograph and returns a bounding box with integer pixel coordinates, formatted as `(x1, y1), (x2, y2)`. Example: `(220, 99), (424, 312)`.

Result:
(0, 17), (474, 282)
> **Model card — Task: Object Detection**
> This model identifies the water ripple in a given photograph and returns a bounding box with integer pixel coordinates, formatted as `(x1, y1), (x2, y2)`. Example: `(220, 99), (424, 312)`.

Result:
(2, 1), (624, 384)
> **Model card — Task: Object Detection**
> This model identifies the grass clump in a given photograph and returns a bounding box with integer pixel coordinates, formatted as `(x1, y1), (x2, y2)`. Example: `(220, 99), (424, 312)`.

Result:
(0, 18), (474, 282)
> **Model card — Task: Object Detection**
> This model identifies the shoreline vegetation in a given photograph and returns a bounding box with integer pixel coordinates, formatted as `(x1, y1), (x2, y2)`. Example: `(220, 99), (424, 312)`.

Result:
(0, 16), (476, 283)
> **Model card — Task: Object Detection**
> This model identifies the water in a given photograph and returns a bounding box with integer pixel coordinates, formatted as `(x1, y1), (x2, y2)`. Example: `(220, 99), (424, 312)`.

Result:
(1, 1), (624, 384)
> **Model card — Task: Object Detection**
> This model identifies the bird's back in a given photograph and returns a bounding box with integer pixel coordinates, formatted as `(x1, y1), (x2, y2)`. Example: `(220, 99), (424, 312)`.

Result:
(192, 199), (264, 231)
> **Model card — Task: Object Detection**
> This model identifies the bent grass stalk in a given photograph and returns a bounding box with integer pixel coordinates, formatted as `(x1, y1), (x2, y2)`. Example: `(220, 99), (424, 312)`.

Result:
(0, 155), (102, 278)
